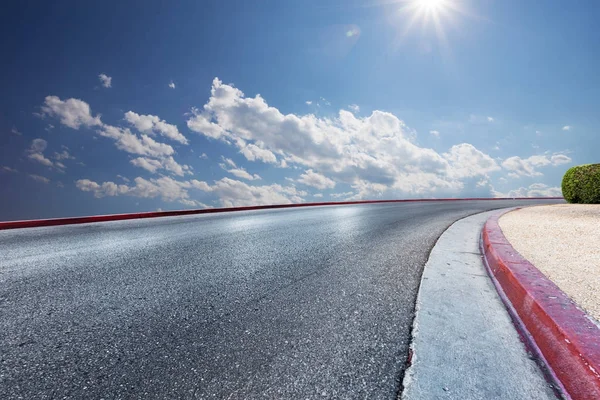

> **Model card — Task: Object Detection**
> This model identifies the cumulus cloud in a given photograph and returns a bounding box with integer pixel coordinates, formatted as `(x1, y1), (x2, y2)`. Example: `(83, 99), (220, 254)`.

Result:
(41, 96), (192, 177)
(99, 125), (175, 158)
(206, 178), (304, 207)
(11, 126), (22, 136)
(2, 166), (18, 173)
(226, 168), (261, 181)
(76, 176), (206, 207)
(430, 130), (440, 137)
(76, 176), (305, 208)
(502, 153), (572, 177)
(130, 156), (191, 176)
(443, 144), (500, 179)
(239, 143), (277, 164)
(297, 169), (336, 189)
(222, 157), (236, 168)
(41, 96), (102, 129)
(53, 147), (75, 161)
(497, 183), (562, 198)
(469, 115), (495, 124)
(218, 157), (261, 180)
(348, 104), (360, 113)
(130, 157), (163, 173)
(99, 73), (112, 88)
(331, 191), (354, 199)
(26, 138), (65, 171)
(186, 78), (511, 199)
(169, 81), (176, 89)
(29, 174), (50, 184)
(562, 125), (571, 131)
(124, 111), (188, 144)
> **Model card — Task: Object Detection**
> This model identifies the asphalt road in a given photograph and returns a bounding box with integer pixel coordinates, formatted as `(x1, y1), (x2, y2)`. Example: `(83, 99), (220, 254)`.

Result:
(0, 200), (562, 399)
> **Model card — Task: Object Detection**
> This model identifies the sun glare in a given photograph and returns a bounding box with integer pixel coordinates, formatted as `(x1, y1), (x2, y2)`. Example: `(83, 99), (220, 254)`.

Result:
(416, 0), (447, 12)
(387, 0), (468, 52)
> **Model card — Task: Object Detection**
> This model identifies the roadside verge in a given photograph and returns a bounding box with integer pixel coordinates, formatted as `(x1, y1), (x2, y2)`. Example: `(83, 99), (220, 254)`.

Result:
(481, 209), (600, 400)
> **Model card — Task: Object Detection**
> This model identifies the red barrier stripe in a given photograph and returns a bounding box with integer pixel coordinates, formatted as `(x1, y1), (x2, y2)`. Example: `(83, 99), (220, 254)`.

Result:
(0, 197), (563, 230)
(482, 210), (600, 400)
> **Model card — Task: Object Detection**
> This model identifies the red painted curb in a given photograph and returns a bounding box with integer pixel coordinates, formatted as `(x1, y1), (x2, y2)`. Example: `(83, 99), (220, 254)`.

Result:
(481, 209), (600, 400)
(0, 197), (562, 230)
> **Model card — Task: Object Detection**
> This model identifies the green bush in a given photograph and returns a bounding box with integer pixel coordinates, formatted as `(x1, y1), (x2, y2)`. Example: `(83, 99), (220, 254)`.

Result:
(561, 164), (600, 204)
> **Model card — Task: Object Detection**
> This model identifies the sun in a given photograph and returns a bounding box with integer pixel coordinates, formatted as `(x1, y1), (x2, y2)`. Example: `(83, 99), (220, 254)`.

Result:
(415, 0), (448, 12)
(407, 0), (454, 22)
(386, 0), (468, 51)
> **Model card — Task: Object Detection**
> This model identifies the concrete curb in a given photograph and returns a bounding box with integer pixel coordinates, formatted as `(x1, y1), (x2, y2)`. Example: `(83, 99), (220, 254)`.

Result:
(0, 197), (562, 231)
(481, 209), (600, 400)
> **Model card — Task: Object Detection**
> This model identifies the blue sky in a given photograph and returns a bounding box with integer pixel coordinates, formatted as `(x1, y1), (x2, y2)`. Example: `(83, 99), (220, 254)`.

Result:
(1, 0), (598, 220)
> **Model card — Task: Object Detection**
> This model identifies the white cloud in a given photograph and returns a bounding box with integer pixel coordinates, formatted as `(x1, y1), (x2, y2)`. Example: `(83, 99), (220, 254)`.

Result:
(28, 152), (54, 167)
(30, 138), (47, 153)
(225, 168), (261, 181)
(550, 154), (571, 165)
(331, 191), (354, 199)
(221, 157), (237, 168)
(468, 115), (495, 124)
(130, 157), (163, 173)
(348, 104), (360, 113)
(26, 138), (65, 171)
(199, 153), (208, 159)
(169, 81), (176, 89)
(239, 143), (277, 164)
(429, 130), (440, 137)
(29, 174), (50, 184)
(76, 176), (204, 206)
(53, 148), (75, 160)
(99, 73), (112, 88)
(313, 193), (323, 198)
(497, 183), (562, 198)
(297, 169), (336, 189)
(124, 111), (188, 144)
(218, 158), (261, 180)
(130, 156), (191, 176)
(11, 126), (22, 136)
(186, 78), (509, 199)
(206, 178), (303, 207)
(2, 166), (18, 173)
(562, 125), (571, 131)
(41, 96), (102, 129)
(305, 101), (312, 105)
(41, 96), (192, 178)
(502, 153), (572, 177)
(76, 176), (304, 208)
(443, 143), (500, 179)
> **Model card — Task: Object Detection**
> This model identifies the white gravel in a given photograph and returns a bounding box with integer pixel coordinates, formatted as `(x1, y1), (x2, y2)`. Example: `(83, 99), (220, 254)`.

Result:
(499, 204), (600, 322)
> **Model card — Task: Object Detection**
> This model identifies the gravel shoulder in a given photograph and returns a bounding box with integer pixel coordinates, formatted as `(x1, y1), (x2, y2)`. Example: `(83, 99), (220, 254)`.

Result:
(499, 204), (600, 322)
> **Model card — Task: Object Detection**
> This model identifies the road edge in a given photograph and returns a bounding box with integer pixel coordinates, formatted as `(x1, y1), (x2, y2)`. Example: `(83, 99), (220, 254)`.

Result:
(0, 197), (563, 230)
(481, 208), (600, 400)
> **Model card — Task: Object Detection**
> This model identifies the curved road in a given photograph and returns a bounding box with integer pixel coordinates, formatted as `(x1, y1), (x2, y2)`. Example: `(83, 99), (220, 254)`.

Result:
(0, 200), (562, 399)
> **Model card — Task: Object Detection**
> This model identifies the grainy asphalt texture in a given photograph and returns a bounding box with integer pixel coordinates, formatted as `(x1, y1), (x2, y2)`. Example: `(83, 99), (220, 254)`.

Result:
(0, 200), (562, 399)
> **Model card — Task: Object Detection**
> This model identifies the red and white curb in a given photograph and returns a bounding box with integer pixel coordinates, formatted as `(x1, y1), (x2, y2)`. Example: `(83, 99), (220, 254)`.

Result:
(481, 209), (600, 400)
(0, 197), (562, 231)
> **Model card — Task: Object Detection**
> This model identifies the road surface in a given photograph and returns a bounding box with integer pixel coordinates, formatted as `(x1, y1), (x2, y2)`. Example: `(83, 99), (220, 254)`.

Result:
(0, 200), (562, 399)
